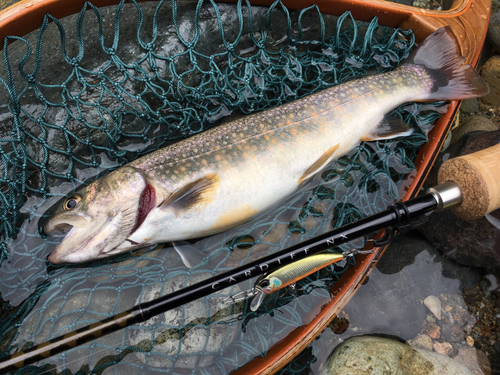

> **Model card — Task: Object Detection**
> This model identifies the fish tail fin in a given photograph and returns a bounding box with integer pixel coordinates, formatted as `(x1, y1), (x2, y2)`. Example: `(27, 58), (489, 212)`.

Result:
(402, 26), (489, 100)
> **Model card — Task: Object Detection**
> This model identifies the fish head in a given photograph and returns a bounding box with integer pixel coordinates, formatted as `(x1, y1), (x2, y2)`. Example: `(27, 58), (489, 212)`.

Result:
(44, 167), (148, 264)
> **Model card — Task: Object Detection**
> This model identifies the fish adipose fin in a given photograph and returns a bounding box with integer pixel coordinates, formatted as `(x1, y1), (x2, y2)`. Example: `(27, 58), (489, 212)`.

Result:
(161, 173), (220, 214)
(172, 241), (206, 268)
(299, 144), (340, 184)
(362, 116), (414, 142)
(403, 26), (489, 100)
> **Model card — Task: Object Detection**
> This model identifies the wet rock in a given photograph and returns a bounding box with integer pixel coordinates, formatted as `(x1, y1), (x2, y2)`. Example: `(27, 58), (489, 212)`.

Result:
(494, 340), (500, 354)
(452, 115), (498, 143)
(475, 349), (492, 375)
(427, 326), (441, 339)
(128, 272), (243, 368)
(480, 56), (500, 106)
(454, 348), (492, 375)
(434, 341), (454, 356)
(442, 130), (453, 152)
(488, 11), (500, 52)
(322, 335), (474, 375)
(460, 98), (479, 114)
(408, 334), (434, 351)
(419, 130), (500, 269)
(442, 325), (453, 341)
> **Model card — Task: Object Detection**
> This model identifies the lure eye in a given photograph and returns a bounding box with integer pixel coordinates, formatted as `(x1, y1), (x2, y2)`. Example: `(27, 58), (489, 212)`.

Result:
(64, 196), (81, 210)
(259, 279), (270, 289)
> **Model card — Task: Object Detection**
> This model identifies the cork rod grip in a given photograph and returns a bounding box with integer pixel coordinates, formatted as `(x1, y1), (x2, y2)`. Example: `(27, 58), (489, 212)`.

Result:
(438, 143), (500, 221)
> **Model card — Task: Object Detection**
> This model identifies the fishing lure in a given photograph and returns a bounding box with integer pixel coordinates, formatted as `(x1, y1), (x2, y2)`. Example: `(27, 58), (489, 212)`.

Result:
(230, 250), (372, 311)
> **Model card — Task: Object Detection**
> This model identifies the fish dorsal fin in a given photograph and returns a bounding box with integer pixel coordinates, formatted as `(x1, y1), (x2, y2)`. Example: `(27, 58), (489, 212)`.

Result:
(161, 174), (220, 213)
(362, 116), (414, 142)
(299, 144), (340, 184)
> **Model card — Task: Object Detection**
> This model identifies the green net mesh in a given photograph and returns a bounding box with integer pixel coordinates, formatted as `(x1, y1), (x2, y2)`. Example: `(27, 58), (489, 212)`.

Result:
(0, 0), (442, 373)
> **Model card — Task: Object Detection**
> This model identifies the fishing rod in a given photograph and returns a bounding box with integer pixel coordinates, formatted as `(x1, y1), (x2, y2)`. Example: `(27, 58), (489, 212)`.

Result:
(1, 143), (499, 373)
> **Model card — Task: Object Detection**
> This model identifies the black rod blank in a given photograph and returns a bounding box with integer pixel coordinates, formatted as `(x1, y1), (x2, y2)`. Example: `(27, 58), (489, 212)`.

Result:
(0, 193), (438, 373)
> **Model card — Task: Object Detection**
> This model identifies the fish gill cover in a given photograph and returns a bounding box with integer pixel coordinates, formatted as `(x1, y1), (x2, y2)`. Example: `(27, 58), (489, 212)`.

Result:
(0, 0), (442, 373)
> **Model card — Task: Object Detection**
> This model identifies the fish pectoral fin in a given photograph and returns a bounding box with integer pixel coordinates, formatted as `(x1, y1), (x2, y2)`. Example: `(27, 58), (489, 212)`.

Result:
(299, 144), (340, 184)
(160, 173), (220, 214)
(362, 115), (414, 142)
(172, 241), (206, 268)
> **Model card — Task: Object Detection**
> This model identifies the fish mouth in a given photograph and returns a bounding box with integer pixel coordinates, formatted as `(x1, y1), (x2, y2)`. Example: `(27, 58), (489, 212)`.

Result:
(44, 223), (73, 237)
(44, 214), (91, 235)
(48, 226), (96, 264)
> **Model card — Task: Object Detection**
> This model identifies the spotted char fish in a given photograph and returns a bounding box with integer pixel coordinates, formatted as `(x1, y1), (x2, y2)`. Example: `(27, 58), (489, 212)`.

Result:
(44, 27), (488, 266)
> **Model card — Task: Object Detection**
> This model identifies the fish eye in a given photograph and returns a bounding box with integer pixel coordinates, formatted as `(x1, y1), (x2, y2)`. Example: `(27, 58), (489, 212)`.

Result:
(64, 196), (81, 210)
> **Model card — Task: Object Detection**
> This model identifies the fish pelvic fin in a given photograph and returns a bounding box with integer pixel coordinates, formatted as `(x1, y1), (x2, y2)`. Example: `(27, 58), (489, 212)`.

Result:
(402, 26), (489, 100)
(362, 115), (414, 142)
(299, 144), (339, 184)
(161, 173), (220, 214)
(172, 241), (206, 268)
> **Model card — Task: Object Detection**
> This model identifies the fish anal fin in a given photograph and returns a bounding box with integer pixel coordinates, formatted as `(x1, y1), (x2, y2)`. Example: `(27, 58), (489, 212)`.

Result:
(299, 144), (340, 184)
(362, 116), (414, 142)
(161, 173), (220, 214)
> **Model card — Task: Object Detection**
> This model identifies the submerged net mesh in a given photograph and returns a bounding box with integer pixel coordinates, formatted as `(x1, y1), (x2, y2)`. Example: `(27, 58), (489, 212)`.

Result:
(0, 0), (441, 373)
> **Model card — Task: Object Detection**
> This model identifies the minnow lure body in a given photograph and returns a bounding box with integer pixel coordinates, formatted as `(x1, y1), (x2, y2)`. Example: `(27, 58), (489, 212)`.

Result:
(249, 252), (346, 310)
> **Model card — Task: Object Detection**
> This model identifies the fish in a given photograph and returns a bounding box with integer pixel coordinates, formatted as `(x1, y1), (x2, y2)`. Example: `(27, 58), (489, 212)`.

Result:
(44, 27), (488, 266)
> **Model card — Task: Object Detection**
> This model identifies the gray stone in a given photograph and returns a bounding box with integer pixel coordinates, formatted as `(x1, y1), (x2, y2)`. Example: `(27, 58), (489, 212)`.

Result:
(479, 56), (500, 106)
(128, 272), (243, 368)
(488, 11), (500, 51)
(460, 98), (479, 114)
(454, 348), (492, 375)
(452, 116), (498, 144)
(322, 336), (473, 375)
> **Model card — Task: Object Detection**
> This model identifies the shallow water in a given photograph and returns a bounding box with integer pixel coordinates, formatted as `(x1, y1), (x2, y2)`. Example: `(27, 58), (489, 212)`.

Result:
(279, 230), (500, 375)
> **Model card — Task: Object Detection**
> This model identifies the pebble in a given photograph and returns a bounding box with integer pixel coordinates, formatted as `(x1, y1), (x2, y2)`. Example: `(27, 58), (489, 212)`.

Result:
(424, 295), (442, 320)
(434, 341), (454, 356)
(460, 98), (479, 113)
(479, 56), (500, 106)
(408, 334), (434, 351)
(467, 336), (475, 347)
(427, 325), (441, 339)
(452, 324), (464, 336)
(443, 311), (455, 325)
(445, 305), (454, 312)
(452, 115), (498, 143)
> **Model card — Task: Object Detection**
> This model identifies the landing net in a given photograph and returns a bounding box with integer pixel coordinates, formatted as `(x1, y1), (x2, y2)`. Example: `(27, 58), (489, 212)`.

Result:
(0, 0), (440, 373)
